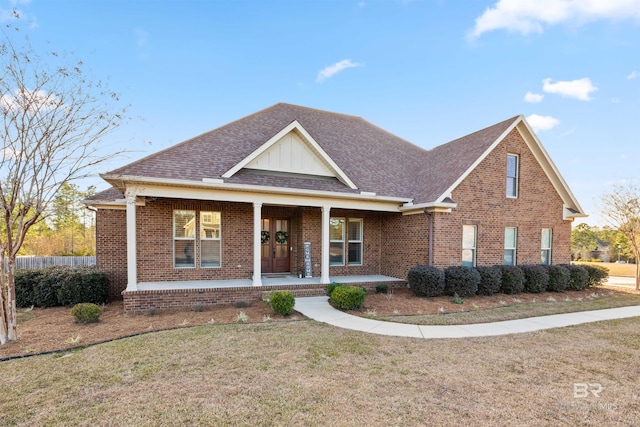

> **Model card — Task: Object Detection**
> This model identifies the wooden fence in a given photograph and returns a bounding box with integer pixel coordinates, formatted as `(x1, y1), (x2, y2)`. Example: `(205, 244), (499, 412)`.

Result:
(4, 256), (96, 272)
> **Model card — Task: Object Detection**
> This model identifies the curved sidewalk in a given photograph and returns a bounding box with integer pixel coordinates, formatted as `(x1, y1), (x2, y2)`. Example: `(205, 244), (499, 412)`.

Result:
(294, 296), (640, 339)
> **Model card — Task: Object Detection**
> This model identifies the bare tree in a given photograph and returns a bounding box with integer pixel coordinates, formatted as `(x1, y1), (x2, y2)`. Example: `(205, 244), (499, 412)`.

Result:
(0, 29), (125, 344)
(601, 182), (640, 290)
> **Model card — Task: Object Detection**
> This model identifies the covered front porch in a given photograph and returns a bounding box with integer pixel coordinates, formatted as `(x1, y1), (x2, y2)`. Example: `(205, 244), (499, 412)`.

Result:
(136, 274), (403, 291)
(123, 274), (406, 312)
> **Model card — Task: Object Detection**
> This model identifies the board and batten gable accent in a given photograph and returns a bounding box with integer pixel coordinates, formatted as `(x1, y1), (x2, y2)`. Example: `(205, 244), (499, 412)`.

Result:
(244, 130), (335, 177)
(222, 120), (358, 189)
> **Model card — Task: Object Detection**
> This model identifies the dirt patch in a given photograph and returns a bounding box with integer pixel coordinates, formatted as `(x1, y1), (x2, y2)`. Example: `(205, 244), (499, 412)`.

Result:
(1, 300), (299, 360)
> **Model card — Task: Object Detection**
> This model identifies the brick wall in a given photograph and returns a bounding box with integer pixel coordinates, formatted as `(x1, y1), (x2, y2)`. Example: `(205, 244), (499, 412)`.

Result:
(136, 199), (254, 283)
(432, 128), (571, 268)
(96, 209), (127, 299)
(380, 213), (430, 279)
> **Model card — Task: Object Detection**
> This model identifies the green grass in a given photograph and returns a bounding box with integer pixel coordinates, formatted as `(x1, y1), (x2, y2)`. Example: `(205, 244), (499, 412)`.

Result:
(1, 319), (640, 426)
(378, 294), (640, 325)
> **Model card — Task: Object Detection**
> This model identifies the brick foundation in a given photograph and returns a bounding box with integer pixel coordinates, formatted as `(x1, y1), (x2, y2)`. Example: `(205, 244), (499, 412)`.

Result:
(122, 280), (407, 312)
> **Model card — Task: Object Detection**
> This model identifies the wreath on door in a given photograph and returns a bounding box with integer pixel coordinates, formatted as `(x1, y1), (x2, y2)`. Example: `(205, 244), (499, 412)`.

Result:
(261, 231), (270, 244)
(275, 230), (288, 244)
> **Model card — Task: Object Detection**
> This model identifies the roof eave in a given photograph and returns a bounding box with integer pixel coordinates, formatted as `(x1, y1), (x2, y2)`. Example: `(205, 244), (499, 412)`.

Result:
(100, 174), (412, 205)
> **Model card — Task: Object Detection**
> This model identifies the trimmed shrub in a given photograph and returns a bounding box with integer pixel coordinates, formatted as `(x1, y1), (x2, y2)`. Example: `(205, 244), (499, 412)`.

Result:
(330, 285), (366, 310)
(375, 284), (389, 294)
(16, 266), (111, 308)
(500, 265), (524, 294)
(32, 266), (71, 308)
(408, 265), (445, 297)
(70, 303), (102, 324)
(269, 291), (295, 315)
(562, 264), (589, 291)
(14, 269), (43, 308)
(521, 265), (549, 293)
(546, 265), (570, 292)
(476, 266), (502, 296)
(57, 267), (110, 306)
(582, 264), (609, 288)
(327, 282), (342, 296)
(444, 266), (480, 297)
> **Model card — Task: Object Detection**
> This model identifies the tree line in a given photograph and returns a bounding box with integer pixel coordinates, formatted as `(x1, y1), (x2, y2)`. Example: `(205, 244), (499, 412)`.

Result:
(20, 183), (97, 256)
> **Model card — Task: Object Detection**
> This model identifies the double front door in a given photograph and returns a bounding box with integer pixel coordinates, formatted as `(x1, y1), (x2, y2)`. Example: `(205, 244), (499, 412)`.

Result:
(261, 218), (290, 273)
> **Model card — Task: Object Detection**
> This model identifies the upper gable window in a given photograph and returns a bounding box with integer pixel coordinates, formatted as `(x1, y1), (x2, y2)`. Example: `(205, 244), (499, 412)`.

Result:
(506, 154), (519, 198)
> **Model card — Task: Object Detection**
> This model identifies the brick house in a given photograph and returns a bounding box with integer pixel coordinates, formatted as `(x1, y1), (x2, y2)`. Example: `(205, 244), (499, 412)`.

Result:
(85, 103), (586, 311)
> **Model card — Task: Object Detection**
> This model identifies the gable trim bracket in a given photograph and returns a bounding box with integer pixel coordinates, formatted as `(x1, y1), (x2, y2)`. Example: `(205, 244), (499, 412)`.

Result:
(221, 120), (358, 190)
(399, 200), (457, 216)
(563, 204), (588, 221)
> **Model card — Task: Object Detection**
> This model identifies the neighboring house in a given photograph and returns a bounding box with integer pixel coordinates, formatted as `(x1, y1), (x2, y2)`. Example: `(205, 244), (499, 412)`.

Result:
(85, 103), (586, 311)
(588, 238), (612, 262)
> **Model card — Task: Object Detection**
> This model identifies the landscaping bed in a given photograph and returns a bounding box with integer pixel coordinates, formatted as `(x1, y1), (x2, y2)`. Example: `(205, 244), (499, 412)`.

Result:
(346, 285), (640, 325)
(1, 300), (302, 360)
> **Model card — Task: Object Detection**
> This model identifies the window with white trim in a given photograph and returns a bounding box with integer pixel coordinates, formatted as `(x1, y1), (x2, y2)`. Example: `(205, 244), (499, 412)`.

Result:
(329, 218), (345, 266)
(347, 219), (363, 265)
(506, 154), (519, 198)
(200, 211), (221, 267)
(541, 228), (552, 265)
(462, 225), (477, 267)
(174, 210), (196, 268)
(504, 227), (517, 266)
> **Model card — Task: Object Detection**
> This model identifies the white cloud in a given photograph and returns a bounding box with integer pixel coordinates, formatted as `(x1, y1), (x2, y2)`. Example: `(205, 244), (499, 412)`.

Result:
(542, 77), (597, 101)
(627, 70), (640, 79)
(0, 88), (59, 112)
(526, 114), (560, 132)
(524, 92), (544, 103)
(316, 59), (361, 83)
(469, 0), (640, 39)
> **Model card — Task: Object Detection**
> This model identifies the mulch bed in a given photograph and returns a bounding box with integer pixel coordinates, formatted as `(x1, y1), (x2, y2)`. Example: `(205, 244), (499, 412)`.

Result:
(2, 284), (638, 360)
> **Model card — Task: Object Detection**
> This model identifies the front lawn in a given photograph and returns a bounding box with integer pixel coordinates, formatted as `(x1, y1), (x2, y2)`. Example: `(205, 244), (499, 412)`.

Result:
(1, 318), (639, 425)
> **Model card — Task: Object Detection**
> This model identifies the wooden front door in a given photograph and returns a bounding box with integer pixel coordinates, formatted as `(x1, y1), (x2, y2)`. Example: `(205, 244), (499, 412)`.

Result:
(261, 218), (290, 273)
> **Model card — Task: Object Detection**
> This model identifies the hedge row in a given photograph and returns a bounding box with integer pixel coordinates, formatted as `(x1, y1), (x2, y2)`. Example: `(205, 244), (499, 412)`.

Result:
(15, 266), (110, 308)
(408, 264), (608, 298)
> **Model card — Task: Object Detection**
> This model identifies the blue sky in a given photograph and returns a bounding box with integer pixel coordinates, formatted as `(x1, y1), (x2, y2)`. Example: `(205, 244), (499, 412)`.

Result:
(4, 0), (640, 226)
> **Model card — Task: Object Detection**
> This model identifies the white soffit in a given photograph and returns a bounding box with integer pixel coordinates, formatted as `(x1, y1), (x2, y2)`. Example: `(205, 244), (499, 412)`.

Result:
(222, 120), (358, 189)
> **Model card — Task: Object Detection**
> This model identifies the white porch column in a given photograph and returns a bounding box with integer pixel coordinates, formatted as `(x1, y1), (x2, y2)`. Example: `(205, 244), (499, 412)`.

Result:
(321, 205), (331, 284)
(125, 190), (138, 291)
(253, 202), (263, 286)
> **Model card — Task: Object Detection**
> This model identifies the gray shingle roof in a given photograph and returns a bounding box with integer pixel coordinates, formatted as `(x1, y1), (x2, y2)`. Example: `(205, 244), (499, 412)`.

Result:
(104, 103), (520, 204)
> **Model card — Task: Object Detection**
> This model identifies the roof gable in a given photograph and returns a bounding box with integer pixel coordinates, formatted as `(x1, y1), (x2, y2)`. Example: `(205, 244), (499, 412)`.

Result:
(405, 115), (584, 218)
(222, 120), (357, 189)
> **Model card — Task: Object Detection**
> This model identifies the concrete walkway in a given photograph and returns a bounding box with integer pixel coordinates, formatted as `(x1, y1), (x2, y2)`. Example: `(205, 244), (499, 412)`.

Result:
(606, 276), (637, 288)
(294, 296), (640, 339)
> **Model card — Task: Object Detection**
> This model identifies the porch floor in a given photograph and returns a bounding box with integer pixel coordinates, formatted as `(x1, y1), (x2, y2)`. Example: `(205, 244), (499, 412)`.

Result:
(135, 274), (403, 291)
